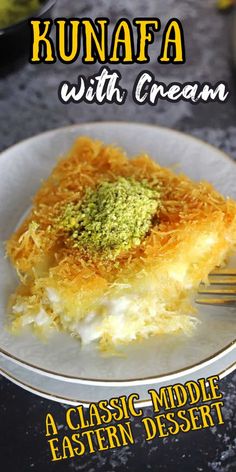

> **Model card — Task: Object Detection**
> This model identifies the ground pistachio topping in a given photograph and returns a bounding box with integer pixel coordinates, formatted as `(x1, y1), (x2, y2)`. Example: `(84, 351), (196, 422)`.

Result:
(60, 177), (161, 258)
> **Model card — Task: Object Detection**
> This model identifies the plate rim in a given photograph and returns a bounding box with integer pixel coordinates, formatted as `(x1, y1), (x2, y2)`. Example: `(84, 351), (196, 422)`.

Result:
(0, 358), (235, 407)
(1, 120), (236, 385)
(0, 340), (235, 386)
(1, 121), (236, 166)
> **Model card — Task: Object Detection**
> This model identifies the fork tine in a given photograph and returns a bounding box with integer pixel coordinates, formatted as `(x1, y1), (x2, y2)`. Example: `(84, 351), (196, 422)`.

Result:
(198, 287), (236, 295)
(195, 298), (236, 306)
(207, 276), (236, 285)
(210, 268), (236, 275)
(196, 267), (236, 306)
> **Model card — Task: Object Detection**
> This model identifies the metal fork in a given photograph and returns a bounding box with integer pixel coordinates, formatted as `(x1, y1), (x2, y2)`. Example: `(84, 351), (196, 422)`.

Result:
(195, 268), (236, 307)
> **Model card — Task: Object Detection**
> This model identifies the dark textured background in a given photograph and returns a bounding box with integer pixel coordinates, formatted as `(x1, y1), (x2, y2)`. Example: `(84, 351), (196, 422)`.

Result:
(0, 1), (235, 471)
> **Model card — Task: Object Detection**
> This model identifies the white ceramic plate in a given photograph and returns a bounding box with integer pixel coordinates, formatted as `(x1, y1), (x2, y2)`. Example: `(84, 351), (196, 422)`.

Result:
(0, 122), (235, 392)
(0, 351), (235, 406)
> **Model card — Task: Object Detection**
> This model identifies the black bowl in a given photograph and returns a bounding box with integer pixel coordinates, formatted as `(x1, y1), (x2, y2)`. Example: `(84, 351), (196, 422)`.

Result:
(0, 0), (56, 69)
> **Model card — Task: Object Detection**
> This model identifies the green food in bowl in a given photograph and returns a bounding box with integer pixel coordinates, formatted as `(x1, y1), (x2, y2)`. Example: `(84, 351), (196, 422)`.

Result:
(0, 0), (42, 29)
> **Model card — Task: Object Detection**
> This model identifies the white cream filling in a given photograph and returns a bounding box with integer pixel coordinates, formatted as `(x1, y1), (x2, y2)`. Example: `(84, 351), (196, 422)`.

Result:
(12, 287), (198, 344)
(11, 233), (217, 344)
